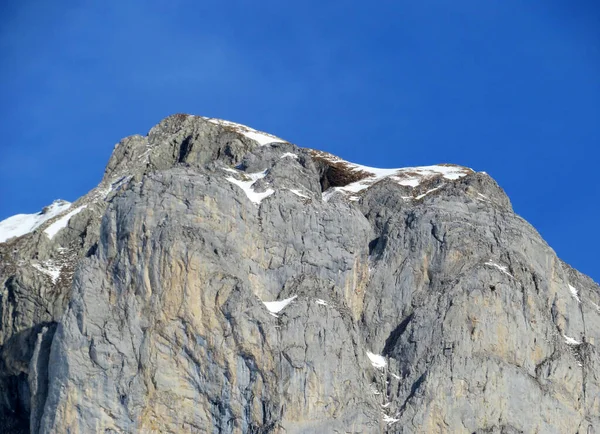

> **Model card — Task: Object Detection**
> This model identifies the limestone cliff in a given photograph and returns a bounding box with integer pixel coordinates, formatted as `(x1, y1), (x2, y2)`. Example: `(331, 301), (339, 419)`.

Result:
(1, 114), (598, 433)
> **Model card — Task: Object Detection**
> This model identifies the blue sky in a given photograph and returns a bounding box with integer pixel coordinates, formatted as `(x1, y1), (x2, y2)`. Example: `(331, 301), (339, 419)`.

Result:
(0, 1), (598, 281)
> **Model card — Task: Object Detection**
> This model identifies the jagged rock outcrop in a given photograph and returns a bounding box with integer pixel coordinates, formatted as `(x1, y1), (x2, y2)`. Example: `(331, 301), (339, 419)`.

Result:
(1, 114), (598, 433)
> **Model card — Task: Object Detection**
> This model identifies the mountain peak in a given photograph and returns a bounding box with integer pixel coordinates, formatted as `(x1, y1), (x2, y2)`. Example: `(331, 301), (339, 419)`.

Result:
(1, 114), (508, 246)
(2, 113), (595, 433)
(102, 113), (487, 203)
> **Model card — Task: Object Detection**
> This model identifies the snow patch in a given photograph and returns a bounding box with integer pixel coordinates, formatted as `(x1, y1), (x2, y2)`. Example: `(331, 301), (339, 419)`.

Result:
(204, 118), (287, 146)
(568, 284), (581, 303)
(262, 295), (297, 316)
(370, 383), (381, 395)
(564, 335), (581, 345)
(484, 260), (513, 278)
(280, 152), (298, 159)
(397, 178), (421, 187)
(226, 171), (274, 205)
(415, 184), (445, 200)
(221, 167), (239, 174)
(44, 206), (87, 239)
(366, 351), (387, 369)
(107, 176), (132, 196)
(382, 413), (400, 425)
(0, 200), (71, 243)
(315, 299), (328, 306)
(32, 261), (62, 284)
(289, 189), (309, 199)
(91, 176), (132, 202)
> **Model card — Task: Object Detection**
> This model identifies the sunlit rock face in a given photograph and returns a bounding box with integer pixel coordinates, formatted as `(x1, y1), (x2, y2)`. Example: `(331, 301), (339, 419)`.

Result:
(1, 114), (599, 434)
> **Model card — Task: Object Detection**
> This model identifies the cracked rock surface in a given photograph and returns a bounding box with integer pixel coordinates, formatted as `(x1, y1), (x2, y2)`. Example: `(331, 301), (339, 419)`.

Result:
(1, 114), (599, 433)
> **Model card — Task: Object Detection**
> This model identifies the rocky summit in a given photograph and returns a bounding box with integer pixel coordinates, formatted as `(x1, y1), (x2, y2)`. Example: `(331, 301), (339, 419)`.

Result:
(1, 114), (599, 434)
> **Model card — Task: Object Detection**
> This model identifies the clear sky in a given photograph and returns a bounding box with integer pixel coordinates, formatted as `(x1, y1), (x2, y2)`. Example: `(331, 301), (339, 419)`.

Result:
(1, 1), (598, 282)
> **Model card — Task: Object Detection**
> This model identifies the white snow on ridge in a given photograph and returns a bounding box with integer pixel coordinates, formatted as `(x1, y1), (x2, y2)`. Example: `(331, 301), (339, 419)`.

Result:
(366, 351), (387, 369)
(262, 295), (298, 316)
(568, 284), (581, 303)
(44, 205), (87, 239)
(351, 162), (470, 188)
(0, 200), (71, 243)
(204, 118), (287, 146)
(226, 170), (274, 205)
(318, 154), (472, 200)
(199, 120), (473, 202)
(200, 122), (473, 201)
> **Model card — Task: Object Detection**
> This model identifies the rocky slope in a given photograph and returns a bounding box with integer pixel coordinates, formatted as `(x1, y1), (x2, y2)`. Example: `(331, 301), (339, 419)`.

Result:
(1, 114), (599, 433)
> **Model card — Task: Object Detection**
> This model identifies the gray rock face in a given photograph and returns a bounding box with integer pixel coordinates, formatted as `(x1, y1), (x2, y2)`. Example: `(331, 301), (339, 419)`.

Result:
(1, 114), (599, 433)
